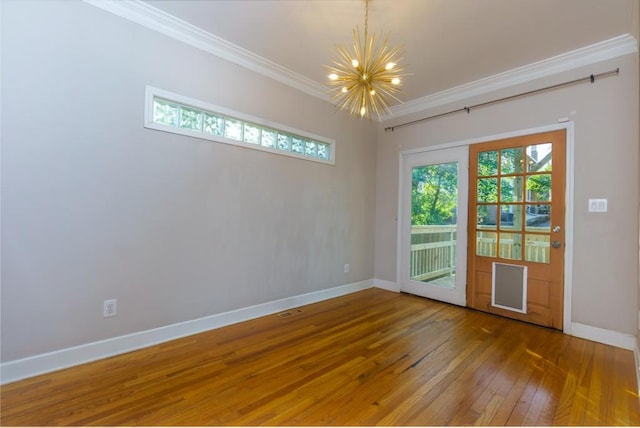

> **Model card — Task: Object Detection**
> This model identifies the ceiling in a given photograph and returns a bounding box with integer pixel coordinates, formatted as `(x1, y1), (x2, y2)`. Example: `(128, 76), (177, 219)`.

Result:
(142, 0), (637, 107)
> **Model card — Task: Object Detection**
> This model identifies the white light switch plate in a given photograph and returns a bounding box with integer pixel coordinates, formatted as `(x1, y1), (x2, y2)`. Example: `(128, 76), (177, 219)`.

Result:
(588, 198), (607, 212)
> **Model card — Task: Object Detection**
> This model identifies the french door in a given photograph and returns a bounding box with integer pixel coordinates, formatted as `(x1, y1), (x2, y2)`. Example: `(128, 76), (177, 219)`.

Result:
(466, 130), (566, 329)
(399, 147), (468, 306)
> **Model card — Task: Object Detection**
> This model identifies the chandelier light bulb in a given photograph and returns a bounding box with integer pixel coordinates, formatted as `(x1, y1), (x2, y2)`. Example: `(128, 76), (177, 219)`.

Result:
(360, 106), (366, 116)
(328, 73), (339, 81)
(370, 89), (376, 95)
(391, 77), (401, 85)
(341, 87), (348, 93)
(352, 59), (359, 68)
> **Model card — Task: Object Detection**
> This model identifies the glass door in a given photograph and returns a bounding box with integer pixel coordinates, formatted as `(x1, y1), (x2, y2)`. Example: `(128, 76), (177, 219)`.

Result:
(399, 146), (468, 306)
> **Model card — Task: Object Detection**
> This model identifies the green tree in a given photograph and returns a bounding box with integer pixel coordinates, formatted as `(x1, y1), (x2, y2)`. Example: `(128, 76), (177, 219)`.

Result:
(412, 163), (458, 225)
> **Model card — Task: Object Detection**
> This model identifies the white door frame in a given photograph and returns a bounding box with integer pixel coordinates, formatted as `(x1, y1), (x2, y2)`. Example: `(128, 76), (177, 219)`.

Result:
(398, 146), (469, 306)
(396, 122), (574, 333)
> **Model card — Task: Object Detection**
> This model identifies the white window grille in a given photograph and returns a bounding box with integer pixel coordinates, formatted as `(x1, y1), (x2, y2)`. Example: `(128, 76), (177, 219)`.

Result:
(144, 86), (335, 164)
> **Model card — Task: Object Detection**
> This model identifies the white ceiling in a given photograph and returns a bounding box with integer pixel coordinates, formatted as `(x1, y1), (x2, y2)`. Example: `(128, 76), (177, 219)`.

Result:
(142, 0), (637, 106)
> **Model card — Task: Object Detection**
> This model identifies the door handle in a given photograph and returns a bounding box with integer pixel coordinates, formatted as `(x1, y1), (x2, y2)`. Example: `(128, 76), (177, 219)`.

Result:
(551, 240), (562, 249)
(552, 226), (561, 233)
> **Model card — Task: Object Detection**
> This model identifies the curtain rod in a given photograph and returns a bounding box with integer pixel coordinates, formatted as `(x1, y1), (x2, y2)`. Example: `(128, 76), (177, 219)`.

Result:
(384, 68), (620, 132)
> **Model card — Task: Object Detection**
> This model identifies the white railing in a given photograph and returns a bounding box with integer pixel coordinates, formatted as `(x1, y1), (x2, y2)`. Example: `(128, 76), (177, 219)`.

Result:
(410, 225), (456, 281)
(411, 226), (550, 281)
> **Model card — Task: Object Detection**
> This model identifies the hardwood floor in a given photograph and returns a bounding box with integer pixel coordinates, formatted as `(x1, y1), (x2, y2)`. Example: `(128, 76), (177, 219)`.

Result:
(1, 288), (638, 426)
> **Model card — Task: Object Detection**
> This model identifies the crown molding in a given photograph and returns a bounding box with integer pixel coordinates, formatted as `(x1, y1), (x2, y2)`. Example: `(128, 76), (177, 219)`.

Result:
(384, 33), (638, 121)
(82, 0), (330, 101)
(82, 1), (636, 122)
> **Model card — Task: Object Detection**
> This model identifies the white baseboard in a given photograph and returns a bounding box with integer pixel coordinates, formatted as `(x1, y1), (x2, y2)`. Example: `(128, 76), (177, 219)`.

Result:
(0, 279), (374, 385)
(373, 278), (400, 292)
(571, 322), (637, 350)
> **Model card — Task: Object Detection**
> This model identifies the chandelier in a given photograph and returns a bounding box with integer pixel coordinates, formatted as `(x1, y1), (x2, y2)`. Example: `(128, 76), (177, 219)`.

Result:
(325, 0), (406, 120)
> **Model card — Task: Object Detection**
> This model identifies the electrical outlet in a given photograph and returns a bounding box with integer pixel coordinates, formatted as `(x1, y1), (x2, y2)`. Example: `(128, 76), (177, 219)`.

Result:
(103, 299), (117, 317)
(344, 264), (350, 274)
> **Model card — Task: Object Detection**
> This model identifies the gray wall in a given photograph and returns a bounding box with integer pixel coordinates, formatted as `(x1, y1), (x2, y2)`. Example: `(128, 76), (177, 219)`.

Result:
(375, 54), (640, 336)
(1, 0), (376, 362)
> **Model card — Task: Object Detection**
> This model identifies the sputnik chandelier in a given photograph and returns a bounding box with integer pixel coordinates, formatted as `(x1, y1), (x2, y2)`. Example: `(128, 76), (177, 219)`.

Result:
(325, 0), (406, 120)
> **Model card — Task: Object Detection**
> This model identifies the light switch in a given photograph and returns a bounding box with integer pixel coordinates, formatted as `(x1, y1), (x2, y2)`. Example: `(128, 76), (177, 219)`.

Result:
(588, 198), (607, 212)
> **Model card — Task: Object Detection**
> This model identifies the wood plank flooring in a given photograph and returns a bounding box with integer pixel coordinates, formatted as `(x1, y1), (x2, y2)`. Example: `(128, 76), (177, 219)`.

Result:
(1, 288), (638, 425)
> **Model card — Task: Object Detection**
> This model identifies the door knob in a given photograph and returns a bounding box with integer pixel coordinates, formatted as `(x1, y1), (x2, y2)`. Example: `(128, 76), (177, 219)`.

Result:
(552, 226), (561, 233)
(551, 240), (562, 248)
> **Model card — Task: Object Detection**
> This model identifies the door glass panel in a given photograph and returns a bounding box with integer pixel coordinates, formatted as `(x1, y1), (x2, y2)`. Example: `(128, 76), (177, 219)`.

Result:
(477, 205), (497, 229)
(410, 162), (458, 287)
(477, 178), (498, 202)
(477, 231), (497, 257)
(526, 143), (552, 172)
(478, 150), (498, 176)
(527, 174), (552, 202)
(526, 204), (550, 232)
(525, 234), (550, 263)
(500, 205), (523, 231)
(499, 233), (522, 260)
(500, 176), (523, 202)
(501, 147), (525, 174)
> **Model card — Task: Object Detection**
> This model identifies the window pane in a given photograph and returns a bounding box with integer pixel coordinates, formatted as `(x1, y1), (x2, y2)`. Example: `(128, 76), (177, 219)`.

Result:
(304, 141), (317, 157)
(277, 133), (291, 151)
(203, 113), (225, 136)
(500, 205), (523, 231)
(501, 147), (524, 174)
(153, 99), (178, 126)
(478, 150), (498, 177)
(525, 234), (550, 263)
(224, 118), (243, 140)
(477, 205), (497, 229)
(499, 233), (522, 260)
(500, 176), (523, 202)
(179, 106), (202, 130)
(477, 231), (497, 257)
(244, 123), (260, 144)
(291, 137), (304, 154)
(261, 129), (276, 148)
(526, 204), (550, 232)
(527, 143), (552, 172)
(477, 178), (498, 202)
(526, 174), (551, 202)
(317, 143), (329, 160)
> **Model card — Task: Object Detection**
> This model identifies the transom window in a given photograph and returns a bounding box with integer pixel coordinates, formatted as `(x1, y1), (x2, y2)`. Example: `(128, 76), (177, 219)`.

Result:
(144, 86), (335, 165)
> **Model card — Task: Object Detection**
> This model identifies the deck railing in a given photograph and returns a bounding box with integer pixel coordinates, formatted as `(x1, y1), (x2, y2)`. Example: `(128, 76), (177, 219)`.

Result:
(410, 226), (550, 281)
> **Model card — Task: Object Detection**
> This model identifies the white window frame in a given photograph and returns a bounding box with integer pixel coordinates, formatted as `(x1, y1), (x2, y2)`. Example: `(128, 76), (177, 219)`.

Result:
(144, 86), (335, 165)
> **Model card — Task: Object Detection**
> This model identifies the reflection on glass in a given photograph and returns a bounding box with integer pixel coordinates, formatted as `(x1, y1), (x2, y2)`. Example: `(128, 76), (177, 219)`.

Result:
(477, 205), (497, 229)
(526, 174), (552, 202)
(499, 233), (522, 260)
(224, 118), (243, 140)
(476, 231), (497, 257)
(244, 124), (261, 144)
(500, 205), (523, 231)
(204, 113), (225, 136)
(410, 162), (459, 287)
(500, 176), (523, 202)
(525, 234), (550, 263)
(477, 178), (498, 202)
(526, 143), (552, 172)
(261, 129), (276, 147)
(180, 106), (202, 130)
(478, 151), (498, 177)
(525, 204), (551, 232)
(501, 147), (524, 174)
